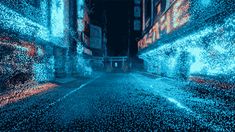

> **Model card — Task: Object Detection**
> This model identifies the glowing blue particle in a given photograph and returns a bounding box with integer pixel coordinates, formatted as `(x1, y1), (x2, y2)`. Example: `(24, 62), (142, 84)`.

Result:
(200, 0), (211, 7)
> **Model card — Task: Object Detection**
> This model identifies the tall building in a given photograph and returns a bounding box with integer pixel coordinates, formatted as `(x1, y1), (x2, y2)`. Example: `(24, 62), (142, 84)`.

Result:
(0, 0), (92, 86)
(137, 0), (235, 80)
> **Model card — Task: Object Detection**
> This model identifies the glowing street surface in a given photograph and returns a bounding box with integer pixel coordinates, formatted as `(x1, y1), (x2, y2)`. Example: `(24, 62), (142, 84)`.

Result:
(0, 73), (234, 131)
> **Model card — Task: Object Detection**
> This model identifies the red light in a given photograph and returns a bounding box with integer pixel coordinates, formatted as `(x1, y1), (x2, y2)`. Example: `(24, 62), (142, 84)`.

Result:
(138, 0), (190, 50)
(0, 83), (58, 107)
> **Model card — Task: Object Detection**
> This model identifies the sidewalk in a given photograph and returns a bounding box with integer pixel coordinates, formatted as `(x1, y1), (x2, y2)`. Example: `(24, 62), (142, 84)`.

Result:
(136, 71), (235, 106)
(0, 82), (58, 107)
(0, 71), (104, 108)
(132, 72), (234, 131)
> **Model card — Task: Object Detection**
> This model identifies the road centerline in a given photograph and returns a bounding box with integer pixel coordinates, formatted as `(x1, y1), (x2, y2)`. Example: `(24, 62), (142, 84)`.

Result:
(13, 75), (102, 130)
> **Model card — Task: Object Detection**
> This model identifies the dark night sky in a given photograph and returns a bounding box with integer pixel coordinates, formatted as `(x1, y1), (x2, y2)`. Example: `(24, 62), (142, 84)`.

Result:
(91, 0), (134, 56)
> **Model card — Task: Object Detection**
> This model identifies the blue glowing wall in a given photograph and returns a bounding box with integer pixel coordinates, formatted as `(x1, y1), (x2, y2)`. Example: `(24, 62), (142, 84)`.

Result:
(0, 0), (66, 83)
(77, 0), (85, 19)
(51, 0), (65, 38)
(0, 0), (92, 84)
(0, 3), (50, 42)
(140, 13), (235, 78)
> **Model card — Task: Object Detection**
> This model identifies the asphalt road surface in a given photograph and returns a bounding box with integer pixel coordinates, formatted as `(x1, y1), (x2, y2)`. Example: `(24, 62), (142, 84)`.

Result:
(0, 73), (234, 131)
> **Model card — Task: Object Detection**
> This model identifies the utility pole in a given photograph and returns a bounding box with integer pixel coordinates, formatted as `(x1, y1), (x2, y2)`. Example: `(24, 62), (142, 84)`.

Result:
(127, 1), (132, 70)
(127, 7), (131, 58)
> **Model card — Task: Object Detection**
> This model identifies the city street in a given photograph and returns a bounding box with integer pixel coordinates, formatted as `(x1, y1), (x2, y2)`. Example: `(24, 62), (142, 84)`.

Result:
(1, 0), (234, 131)
(0, 73), (233, 131)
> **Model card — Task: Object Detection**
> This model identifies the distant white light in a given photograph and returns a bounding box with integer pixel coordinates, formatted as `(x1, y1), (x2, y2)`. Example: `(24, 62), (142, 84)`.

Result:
(115, 62), (118, 67)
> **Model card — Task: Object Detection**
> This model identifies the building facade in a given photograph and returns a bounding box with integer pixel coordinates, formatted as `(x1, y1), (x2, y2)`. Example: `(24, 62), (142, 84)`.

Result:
(137, 0), (235, 81)
(0, 0), (91, 86)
